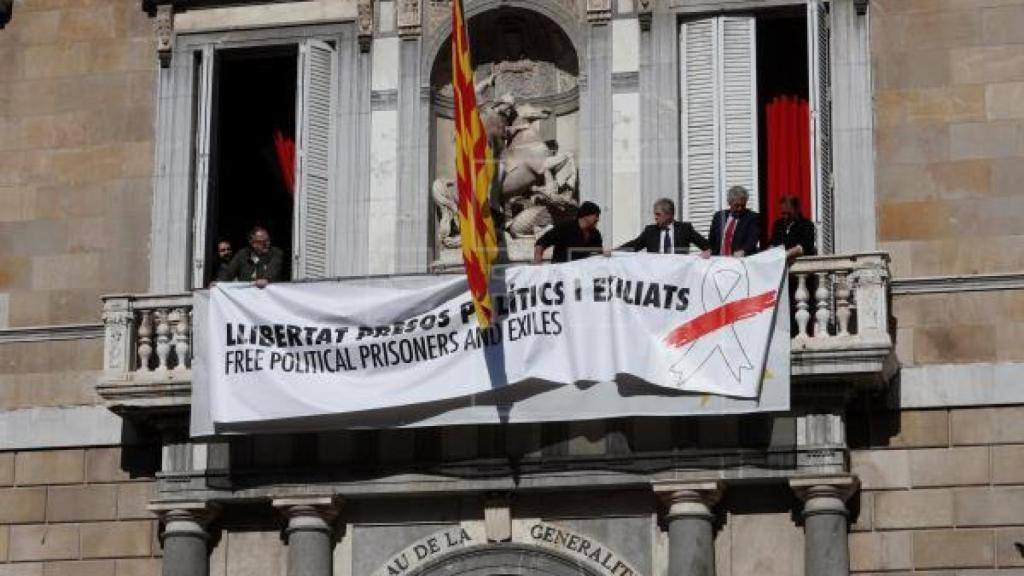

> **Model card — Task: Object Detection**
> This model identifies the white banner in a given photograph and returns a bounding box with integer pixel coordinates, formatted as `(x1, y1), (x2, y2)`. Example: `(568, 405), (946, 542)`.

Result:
(192, 250), (790, 434)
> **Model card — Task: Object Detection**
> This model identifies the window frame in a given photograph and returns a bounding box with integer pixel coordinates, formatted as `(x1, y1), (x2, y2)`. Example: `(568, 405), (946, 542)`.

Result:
(671, 0), (856, 255)
(149, 23), (358, 292)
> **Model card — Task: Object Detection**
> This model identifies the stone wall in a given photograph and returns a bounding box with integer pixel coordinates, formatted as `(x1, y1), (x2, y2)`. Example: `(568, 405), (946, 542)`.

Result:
(0, 0), (156, 328)
(0, 446), (160, 575)
(873, 0), (1024, 278)
(849, 406), (1024, 572)
(873, 0), (1024, 371)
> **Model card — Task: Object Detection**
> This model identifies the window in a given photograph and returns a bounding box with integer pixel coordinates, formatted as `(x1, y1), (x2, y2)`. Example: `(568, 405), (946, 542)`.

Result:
(679, 1), (833, 252)
(189, 38), (338, 287)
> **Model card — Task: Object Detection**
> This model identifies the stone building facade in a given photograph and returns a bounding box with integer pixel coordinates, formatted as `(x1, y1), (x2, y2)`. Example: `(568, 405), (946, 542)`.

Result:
(0, 0), (1021, 575)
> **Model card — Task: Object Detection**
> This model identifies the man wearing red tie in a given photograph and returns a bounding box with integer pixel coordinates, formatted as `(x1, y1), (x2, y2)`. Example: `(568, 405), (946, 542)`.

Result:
(708, 185), (761, 257)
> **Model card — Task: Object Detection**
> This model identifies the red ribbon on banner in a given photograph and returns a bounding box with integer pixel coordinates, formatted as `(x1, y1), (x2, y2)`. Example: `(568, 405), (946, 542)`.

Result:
(664, 290), (778, 349)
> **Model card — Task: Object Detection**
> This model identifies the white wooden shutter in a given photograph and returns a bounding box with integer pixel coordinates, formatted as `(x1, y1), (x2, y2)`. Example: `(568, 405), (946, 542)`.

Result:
(680, 18), (719, 236)
(680, 16), (757, 236)
(809, 0), (834, 253)
(293, 39), (337, 279)
(191, 46), (215, 289)
(720, 16), (758, 213)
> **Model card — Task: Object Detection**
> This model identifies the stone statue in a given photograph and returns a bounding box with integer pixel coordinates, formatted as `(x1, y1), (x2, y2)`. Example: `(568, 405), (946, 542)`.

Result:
(432, 78), (579, 251)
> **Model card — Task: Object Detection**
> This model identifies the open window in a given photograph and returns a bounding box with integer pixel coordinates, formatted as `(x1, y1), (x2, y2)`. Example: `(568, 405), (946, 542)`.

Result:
(190, 39), (337, 288)
(679, 1), (833, 252)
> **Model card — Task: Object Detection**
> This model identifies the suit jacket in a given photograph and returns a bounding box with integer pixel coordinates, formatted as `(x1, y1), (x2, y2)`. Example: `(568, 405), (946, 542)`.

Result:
(708, 209), (761, 256)
(618, 221), (710, 254)
(770, 216), (817, 257)
(217, 246), (286, 282)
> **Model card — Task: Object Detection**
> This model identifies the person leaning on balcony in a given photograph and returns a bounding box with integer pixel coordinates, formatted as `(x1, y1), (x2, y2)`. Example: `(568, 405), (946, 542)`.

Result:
(216, 225), (285, 288)
(708, 185), (760, 257)
(769, 195), (817, 264)
(616, 197), (711, 257)
(533, 201), (604, 264)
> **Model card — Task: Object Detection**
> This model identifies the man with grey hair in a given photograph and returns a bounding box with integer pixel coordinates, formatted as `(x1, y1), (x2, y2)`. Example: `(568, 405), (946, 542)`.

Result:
(617, 198), (710, 256)
(708, 185), (760, 257)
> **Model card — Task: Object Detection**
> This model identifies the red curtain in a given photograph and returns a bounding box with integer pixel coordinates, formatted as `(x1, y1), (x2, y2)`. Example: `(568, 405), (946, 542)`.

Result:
(273, 129), (296, 197)
(764, 96), (810, 244)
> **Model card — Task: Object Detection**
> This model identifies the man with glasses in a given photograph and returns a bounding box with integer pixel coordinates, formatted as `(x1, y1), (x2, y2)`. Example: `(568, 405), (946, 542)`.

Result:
(216, 225), (285, 287)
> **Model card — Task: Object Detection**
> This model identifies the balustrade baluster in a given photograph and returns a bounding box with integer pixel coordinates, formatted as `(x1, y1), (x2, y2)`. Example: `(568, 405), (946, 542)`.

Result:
(835, 272), (852, 337)
(794, 272), (811, 339)
(137, 310), (153, 372)
(155, 309), (171, 371)
(814, 272), (831, 338)
(172, 307), (191, 370)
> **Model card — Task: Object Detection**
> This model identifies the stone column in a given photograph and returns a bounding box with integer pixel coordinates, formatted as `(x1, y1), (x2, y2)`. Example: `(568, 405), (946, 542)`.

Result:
(274, 496), (342, 576)
(654, 481), (723, 576)
(149, 501), (218, 576)
(791, 476), (859, 576)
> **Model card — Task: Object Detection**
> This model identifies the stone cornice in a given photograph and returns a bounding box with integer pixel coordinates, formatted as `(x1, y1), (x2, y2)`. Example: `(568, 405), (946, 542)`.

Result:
(892, 272), (1024, 295)
(0, 323), (103, 344)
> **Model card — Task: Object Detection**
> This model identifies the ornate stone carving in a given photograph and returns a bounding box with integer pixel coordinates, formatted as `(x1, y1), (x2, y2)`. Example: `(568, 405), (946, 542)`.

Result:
(156, 4), (174, 68)
(426, 0), (450, 36)
(398, 0), (421, 37)
(358, 0), (374, 52)
(430, 10), (581, 263)
(586, 0), (611, 24)
(638, 0), (653, 31)
(432, 87), (579, 254)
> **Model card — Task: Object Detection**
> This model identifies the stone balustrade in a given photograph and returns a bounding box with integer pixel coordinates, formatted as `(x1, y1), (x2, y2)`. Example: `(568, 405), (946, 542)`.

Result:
(97, 292), (194, 409)
(96, 252), (895, 409)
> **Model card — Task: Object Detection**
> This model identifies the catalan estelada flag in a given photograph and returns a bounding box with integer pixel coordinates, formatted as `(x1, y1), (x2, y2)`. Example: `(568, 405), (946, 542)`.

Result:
(451, 0), (499, 327)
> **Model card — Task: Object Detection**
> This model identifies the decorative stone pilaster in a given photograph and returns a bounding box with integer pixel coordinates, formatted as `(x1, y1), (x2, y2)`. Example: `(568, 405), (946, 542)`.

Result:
(149, 501), (219, 576)
(654, 481), (723, 576)
(397, 0), (421, 37)
(357, 0), (374, 52)
(637, 0), (653, 31)
(274, 496), (342, 576)
(155, 3), (175, 68)
(790, 476), (859, 576)
(586, 0), (612, 24)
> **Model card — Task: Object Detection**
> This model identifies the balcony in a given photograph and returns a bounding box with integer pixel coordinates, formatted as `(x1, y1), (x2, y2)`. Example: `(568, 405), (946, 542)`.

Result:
(96, 252), (896, 412)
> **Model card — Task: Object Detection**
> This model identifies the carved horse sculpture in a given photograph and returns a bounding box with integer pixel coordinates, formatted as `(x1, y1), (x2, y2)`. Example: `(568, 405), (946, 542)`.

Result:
(433, 85), (579, 250)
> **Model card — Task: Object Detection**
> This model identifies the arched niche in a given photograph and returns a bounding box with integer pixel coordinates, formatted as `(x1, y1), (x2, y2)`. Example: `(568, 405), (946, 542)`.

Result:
(408, 543), (604, 576)
(428, 6), (582, 266)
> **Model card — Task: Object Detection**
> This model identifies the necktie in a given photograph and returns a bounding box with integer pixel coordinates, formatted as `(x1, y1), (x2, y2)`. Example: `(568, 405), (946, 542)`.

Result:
(662, 228), (672, 254)
(722, 216), (737, 256)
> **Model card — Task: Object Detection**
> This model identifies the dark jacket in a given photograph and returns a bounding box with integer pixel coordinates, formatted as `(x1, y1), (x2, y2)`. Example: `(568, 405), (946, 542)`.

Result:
(708, 209), (761, 256)
(536, 221), (604, 263)
(618, 221), (710, 254)
(770, 216), (817, 257)
(217, 246), (286, 282)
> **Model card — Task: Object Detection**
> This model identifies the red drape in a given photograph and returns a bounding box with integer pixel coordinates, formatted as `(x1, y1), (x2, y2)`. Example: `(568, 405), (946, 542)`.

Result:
(764, 96), (810, 244)
(273, 129), (296, 197)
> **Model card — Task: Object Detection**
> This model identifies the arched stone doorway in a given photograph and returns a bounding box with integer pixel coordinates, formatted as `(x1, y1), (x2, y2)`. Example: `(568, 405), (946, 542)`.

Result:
(429, 7), (581, 266)
(408, 543), (604, 576)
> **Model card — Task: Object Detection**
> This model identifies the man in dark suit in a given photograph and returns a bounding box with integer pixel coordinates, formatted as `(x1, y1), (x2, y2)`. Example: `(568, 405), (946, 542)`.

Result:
(618, 198), (710, 256)
(709, 185), (760, 257)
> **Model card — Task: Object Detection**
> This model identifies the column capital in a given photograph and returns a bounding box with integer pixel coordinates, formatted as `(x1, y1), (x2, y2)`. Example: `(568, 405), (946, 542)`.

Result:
(653, 480), (723, 520)
(273, 495), (343, 535)
(790, 476), (859, 518)
(148, 500), (220, 541)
